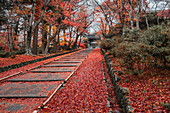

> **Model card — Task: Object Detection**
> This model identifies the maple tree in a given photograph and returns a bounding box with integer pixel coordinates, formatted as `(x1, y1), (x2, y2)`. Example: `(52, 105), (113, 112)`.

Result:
(0, 0), (96, 56)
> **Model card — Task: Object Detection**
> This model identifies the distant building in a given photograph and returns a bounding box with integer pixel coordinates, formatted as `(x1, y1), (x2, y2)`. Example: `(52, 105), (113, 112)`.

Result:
(83, 34), (100, 48)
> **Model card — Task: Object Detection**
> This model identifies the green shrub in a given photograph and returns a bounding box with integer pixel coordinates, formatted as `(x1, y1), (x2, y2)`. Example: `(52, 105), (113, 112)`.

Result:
(101, 38), (116, 52)
(14, 49), (26, 55)
(142, 23), (170, 68)
(123, 28), (143, 42)
(115, 42), (149, 75)
(101, 22), (170, 75)
(0, 50), (10, 58)
(84, 43), (88, 48)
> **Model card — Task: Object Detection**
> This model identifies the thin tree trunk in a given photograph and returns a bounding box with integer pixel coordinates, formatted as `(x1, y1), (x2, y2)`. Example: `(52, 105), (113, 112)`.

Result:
(14, 18), (19, 36)
(129, 0), (134, 29)
(53, 37), (57, 53)
(63, 28), (67, 50)
(7, 25), (13, 56)
(56, 28), (61, 52)
(145, 15), (149, 29)
(72, 34), (79, 49)
(25, 1), (36, 55)
(42, 21), (47, 53)
(9, 25), (13, 55)
(52, 26), (57, 53)
(26, 25), (32, 55)
(129, 13), (134, 30)
(68, 27), (73, 49)
(136, 0), (141, 29)
(32, 25), (38, 55)
(43, 25), (52, 54)
(43, 38), (51, 54)
(78, 36), (82, 48)
(157, 16), (160, 25)
(23, 19), (27, 48)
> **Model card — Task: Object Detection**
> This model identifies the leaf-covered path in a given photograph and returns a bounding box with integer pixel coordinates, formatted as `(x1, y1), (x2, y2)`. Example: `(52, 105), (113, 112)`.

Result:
(38, 48), (120, 112)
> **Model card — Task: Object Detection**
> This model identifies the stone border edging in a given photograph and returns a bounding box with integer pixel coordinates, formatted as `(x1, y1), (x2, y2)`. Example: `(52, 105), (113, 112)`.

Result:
(0, 49), (80, 73)
(101, 48), (133, 113)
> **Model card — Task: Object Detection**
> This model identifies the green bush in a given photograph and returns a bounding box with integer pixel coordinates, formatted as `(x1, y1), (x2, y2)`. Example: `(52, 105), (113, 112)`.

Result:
(0, 50), (10, 58)
(142, 23), (170, 68)
(123, 28), (143, 42)
(115, 42), (150, 75)
(84, 43), (88, 48)
(101, 38), (116, 53)
(14, 49), (26, 55)
(101, 22), (170, 75)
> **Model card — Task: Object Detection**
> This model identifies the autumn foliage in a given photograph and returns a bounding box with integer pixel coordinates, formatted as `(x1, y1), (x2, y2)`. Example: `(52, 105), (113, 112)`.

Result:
(99, 0), (169, 112)
(0, 0), (93, 56)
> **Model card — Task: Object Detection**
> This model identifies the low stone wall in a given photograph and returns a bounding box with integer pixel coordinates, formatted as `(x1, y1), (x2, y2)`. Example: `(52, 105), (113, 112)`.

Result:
(101, 48), (133, 113)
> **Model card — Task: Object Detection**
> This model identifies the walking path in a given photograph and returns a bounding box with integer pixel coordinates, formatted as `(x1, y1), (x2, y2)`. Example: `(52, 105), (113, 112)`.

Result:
(0, 49), (121, 112)
(38, 48), (120, 112)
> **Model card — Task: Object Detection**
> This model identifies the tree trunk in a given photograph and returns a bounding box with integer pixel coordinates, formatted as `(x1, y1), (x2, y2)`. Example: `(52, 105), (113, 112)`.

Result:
(68, 27), (73, 49)
(7, 25), (13, 56)
(43, 38), (51, 54)
(157, 16), (160, 25)
(63, 28), (67, 50)
(145, 15), (149, 29)
(136, 0), (141, 29)
(78, 36), (82, 48)
(10, 26), (13, 55)
(25, 26), (32, 55)
(136, 16), (140, 29)
(32, 25), (38, 55)
(42, 21), (47, 53)
(129, 0), (134, 30)
(56, 28), (61, 52)
(43, 25), (52, 54)
(14, 18), (19, 36)
(72, 34), (79, 49)
(52, 26), (57, 53)
(25, 1), (36, 55)
(53, 37), (57, 53)
(23, 19), (27, 48)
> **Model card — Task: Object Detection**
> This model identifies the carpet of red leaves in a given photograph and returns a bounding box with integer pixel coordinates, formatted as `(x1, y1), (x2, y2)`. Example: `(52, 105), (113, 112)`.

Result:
(0, 51), (78, 79)
(108, 55), (170, 112)
(0, 55), (44, 68)
(0, 51), (71, 68)
(0, 50), (82, 112)
(38, 49), (113, 112)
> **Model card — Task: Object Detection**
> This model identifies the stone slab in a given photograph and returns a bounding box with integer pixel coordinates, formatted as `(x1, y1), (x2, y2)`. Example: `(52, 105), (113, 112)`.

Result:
(61, 58), (84, 59)
(8, 73), (69, 82)
(30, 67), (74, 73)
(55, 59), (82, 61)
(44, 64), (78, 67)
(53, 61), (81, 63)
(0, 82), (61, 98)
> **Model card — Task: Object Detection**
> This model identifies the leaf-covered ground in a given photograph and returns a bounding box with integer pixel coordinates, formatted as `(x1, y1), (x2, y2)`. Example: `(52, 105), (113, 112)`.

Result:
(108, 54), (170, 112)
(0, 55), (43, 67)
(38, 49), (120, 112)
(0, 51), (76, 79)
(0, 51), (71, 68)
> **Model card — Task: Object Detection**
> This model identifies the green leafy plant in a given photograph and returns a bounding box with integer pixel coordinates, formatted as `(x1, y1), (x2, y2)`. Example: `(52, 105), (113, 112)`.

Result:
(142, 23), (170, 68)
(100, 38), (116, 53)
